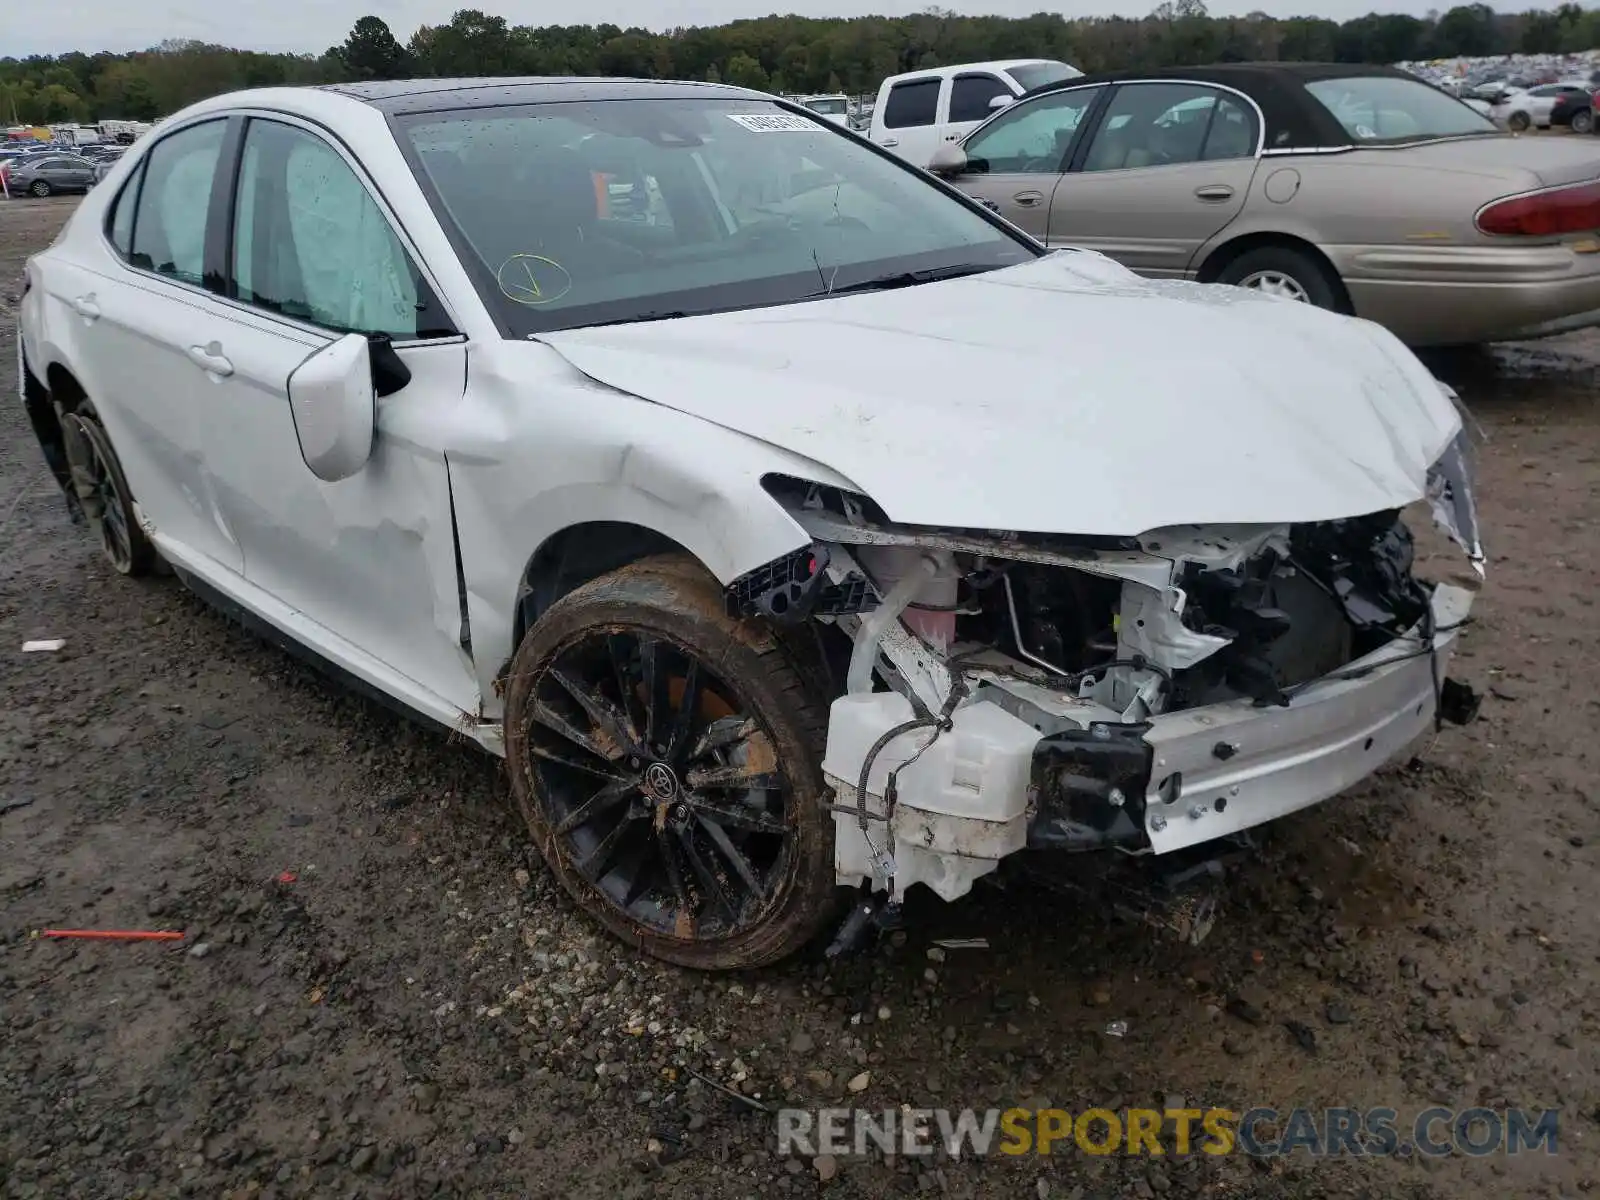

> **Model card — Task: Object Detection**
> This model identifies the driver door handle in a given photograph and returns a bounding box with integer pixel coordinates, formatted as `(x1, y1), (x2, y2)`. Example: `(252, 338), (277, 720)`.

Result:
(1012, 190), (1044, 207)
(879, 137), (899, 147)
(71, 294), (100, 320)
(1194, 184), (1235, 201)
(187, 343), (234, 377)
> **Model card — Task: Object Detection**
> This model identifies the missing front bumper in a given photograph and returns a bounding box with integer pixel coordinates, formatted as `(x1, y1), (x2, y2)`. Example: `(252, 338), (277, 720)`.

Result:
(826, 583), (1476, 899)
(1133, 582), (1472, 855)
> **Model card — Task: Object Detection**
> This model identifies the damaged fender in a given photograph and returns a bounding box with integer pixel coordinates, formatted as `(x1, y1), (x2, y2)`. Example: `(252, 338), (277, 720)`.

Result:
(441, 339), (864, 719)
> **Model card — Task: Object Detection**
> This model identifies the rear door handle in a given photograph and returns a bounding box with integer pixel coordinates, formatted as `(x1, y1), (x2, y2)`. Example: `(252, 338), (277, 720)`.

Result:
(187, 343), (234, 377)
(1013, 190), (1044, 207)
(1194, 184), (1235, 201)
(71, 294), (100, 320)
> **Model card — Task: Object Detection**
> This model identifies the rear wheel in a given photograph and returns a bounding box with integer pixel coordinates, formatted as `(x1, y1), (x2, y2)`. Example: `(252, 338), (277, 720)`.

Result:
(504, 554), (839, 970)
(1572, 108), (1593, 134)
(60, 405), (155, 576)
(28, 179), (51, 198)
(1216, 244), (1346, 313)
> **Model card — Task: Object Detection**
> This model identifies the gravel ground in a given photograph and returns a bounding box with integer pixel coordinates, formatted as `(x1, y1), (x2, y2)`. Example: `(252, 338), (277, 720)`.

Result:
(1, 196), (1595, 1200)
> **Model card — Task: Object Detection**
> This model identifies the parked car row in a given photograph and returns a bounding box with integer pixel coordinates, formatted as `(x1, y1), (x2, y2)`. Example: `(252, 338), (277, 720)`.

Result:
(18, 76), (1485, 969)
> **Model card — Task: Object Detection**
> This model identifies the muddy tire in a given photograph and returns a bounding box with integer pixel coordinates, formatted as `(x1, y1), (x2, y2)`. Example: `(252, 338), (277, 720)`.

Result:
(504, 553), (840, 970)
(60, 404), (155, 576)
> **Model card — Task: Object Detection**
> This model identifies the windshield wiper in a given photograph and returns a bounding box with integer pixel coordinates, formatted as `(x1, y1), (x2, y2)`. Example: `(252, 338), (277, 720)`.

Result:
(813, 262), (999, 297)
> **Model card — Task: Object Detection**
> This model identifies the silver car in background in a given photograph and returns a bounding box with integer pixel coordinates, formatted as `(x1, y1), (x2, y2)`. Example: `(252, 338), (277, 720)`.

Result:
(933, 62), (1600, 347)
(2, 152), (98, 198)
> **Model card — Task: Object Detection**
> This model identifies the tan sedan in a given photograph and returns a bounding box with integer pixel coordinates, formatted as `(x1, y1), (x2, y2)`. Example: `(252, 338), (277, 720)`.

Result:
(929, 63), (1600, 347)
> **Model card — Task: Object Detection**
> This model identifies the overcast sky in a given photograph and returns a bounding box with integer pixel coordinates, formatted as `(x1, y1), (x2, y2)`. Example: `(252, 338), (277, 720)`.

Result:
(6, 0), (1560, 59)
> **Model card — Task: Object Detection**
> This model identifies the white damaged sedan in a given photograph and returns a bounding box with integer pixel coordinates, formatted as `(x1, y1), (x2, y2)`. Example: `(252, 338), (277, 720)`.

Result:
(18, 78), (1484, 969)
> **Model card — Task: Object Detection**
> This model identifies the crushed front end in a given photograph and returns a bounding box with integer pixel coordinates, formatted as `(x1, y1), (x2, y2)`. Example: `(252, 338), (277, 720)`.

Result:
(733, 451), (1483, 920)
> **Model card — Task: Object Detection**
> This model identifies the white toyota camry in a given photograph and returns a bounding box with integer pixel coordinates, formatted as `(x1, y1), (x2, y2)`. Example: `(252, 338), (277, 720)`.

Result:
(19, 78), (1485, 969)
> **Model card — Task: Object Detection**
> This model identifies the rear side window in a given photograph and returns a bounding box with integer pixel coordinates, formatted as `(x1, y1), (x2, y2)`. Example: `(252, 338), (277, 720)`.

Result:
(949, 74), (1011, 123)
(128, 120), (227, 284)
(106, 159), (145, 258)
(1200, 95), (1259, 160)
(884, 79), (941, 129)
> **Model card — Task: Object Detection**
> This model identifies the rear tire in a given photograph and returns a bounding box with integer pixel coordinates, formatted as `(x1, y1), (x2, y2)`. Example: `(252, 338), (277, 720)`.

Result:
(504, 554), (840, 970)
(1572, 108), (1593, 134)
(59, 403), (156, 576)
(28, 180), (50, 198)
(1215, 244), (1346, 313)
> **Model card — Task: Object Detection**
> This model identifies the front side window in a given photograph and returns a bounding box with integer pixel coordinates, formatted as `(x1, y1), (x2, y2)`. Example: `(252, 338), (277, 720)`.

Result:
(1304, 76), (1496, 143)
(949, 74), (1011, 123)
(884, 80), (940, 128)
(963, 87), (1103, 174)
(401, 98), (1034, 336)
(231, 119), (440, 340)
(1082, 83), (1228, 172)
(128, 120), (226, 285)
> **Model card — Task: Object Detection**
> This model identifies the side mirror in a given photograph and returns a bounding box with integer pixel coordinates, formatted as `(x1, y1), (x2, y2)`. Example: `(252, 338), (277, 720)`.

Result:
(988, 94), (1014, 111)
(287, 332), (378, 482)
(927, 142), (969, 176)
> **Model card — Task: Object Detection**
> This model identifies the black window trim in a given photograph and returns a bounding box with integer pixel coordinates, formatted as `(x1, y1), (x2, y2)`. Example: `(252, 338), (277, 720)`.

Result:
(1067, 79), (1266, 174)
(205, 108), (462, 346)
(948, 72), (1012, 125)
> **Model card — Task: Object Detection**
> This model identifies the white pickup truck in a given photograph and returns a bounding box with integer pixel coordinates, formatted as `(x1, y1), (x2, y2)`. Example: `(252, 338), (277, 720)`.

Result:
(867, 59), (1081, 165)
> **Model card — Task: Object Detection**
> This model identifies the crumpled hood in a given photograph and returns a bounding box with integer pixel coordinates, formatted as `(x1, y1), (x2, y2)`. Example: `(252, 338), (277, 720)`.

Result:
(537, 252), (1461, 536)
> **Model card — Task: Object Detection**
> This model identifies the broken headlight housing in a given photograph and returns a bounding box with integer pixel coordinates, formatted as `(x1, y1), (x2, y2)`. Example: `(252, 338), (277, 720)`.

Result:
(1426, 383), (1486, 575)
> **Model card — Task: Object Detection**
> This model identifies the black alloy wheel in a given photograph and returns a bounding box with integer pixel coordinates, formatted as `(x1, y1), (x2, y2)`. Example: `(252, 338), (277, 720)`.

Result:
(504, 556), (837, 969)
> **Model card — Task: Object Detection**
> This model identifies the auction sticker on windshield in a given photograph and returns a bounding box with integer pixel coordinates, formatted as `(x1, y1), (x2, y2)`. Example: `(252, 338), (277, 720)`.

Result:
(726, 113), (822, 132)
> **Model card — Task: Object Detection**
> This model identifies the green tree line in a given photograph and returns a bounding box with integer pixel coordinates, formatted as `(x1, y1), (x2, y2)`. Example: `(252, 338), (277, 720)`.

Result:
(4, 2), (1599, 126)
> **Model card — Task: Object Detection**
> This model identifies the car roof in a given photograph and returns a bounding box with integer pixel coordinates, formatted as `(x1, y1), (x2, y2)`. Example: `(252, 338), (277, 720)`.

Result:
(1019, 62), (1456, 151)
(882, 59), (1062, 87)
(317, 76), (758, 116)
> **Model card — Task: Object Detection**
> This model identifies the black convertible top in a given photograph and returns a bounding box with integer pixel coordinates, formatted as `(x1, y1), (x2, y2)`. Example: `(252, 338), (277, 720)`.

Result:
(1023, 62), (1438, 151)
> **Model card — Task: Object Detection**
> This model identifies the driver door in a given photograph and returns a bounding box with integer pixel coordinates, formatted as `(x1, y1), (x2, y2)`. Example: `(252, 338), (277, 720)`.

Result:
(197, 115), (479, 716)
(948, 85), (1106, 243)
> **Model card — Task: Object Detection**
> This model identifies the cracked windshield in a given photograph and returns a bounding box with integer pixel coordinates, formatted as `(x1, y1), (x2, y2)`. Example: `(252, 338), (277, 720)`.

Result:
(401, 98), (1032, 331)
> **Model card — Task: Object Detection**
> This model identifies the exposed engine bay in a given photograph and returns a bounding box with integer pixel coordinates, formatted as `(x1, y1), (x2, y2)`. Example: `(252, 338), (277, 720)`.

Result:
(728, 469), (1483, 934)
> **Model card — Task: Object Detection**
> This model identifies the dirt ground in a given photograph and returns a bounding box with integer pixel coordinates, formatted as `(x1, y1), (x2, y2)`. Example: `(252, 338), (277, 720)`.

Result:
(1, 195), (1595, 1200)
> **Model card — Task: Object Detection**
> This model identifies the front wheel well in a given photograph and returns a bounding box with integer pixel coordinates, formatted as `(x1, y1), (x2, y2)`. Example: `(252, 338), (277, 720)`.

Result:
(512, 522), (693, 652)
(1196, 233), (1353, 314)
